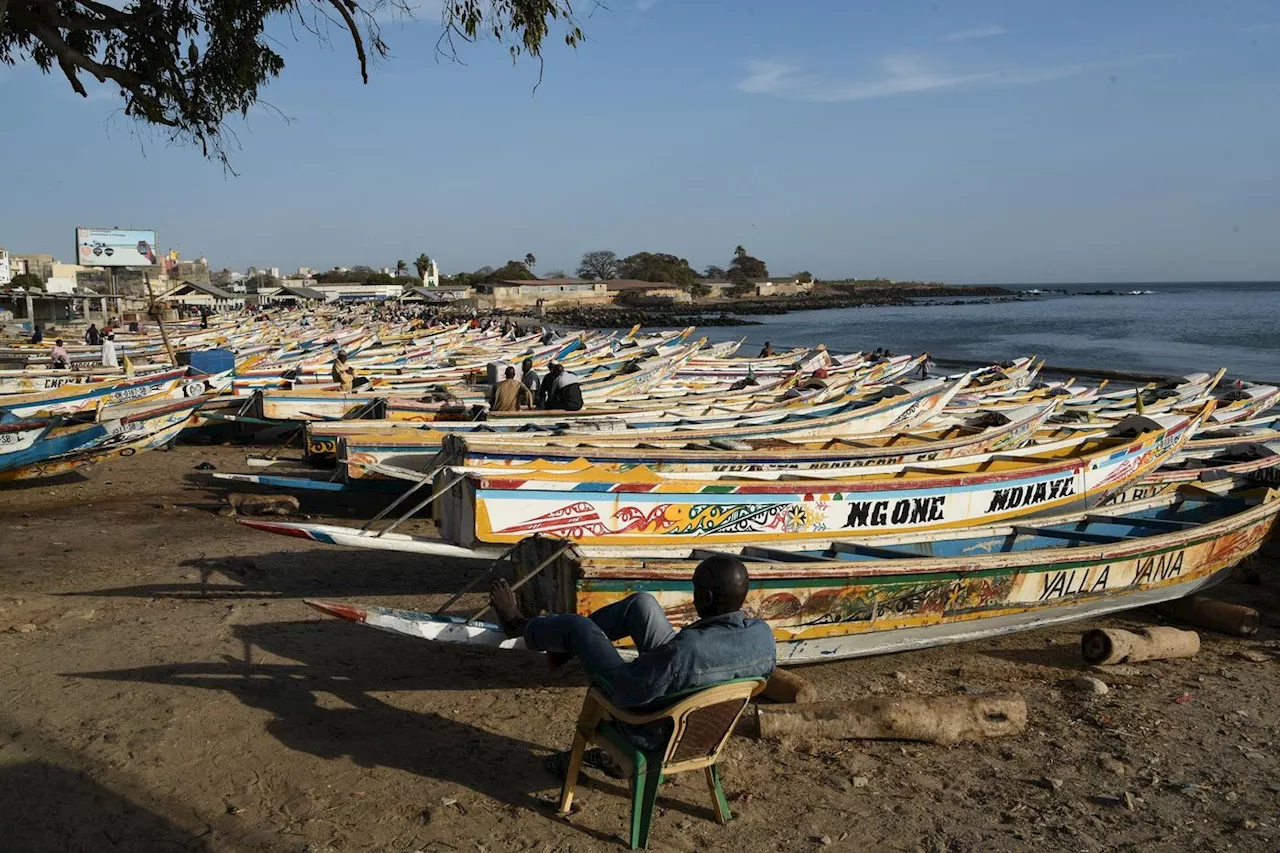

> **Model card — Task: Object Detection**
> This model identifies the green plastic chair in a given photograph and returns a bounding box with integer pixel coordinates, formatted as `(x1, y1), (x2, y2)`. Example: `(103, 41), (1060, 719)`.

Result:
(557, 677), (767, 849)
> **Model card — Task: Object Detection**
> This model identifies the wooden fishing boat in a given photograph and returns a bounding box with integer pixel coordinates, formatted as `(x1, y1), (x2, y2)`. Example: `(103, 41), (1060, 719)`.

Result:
(0, 396), (206, 482)
(0, 368), (195, 418)
(301, 484), (1280, 663)
(239, 406), (1210, 557)
(428, 407), (1209, 549)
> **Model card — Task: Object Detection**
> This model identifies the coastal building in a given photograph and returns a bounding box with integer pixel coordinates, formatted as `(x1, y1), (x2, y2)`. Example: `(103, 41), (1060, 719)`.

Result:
(160, 280), (242, 311)
(698, 277), (813, 298)
(261, 284), (327, 305)
(400, 283), (472, 303)
(605, 280), (691, 306)
(0, 248), (11, 286)
(421, 258), (440, 288)
(470, 278), (609, 309)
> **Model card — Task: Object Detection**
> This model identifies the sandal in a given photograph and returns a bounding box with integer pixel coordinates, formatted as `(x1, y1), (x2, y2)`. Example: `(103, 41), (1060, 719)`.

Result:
(544, 748), (626, 780)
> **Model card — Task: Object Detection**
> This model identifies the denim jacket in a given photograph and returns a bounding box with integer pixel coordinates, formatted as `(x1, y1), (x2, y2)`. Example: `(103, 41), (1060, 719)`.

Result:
(607, 611), (776, 751)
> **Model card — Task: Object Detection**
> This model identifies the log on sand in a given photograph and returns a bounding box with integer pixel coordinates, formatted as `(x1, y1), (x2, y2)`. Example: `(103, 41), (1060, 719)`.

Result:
(761, 667), (819, 704)
(756, 693), (1027, 746)
(1155, 595), (1260, 637)
(1081, 626), (1200, 666)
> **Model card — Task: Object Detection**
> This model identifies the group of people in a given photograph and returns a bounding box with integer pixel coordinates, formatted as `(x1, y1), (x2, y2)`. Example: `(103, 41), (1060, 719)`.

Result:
(28, 323), (119, 369)
(489, 358), (584, 412)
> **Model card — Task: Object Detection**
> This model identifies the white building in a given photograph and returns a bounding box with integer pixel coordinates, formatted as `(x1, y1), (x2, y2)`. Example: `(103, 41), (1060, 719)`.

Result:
(268, 267), (281, 279)
(0, 248), (11, 286)
(422, 257), (440, 288)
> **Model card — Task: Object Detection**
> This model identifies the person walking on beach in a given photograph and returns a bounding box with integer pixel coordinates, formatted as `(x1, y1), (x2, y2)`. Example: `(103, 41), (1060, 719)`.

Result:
(85, 324), (101, 346)
(490, 366), (533, 412)
(50, 339), (70, 370)
(489, 554), (775, 760)
(331, 350), (356, 392)
(100, 333), (118, 368)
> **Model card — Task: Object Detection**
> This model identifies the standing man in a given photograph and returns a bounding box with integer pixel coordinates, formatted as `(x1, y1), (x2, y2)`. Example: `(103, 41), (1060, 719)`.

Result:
(101, 333), (118, 368)
(490, 366), (534, 412)
(85, 323), (101, 346)
(331, 350), (356, 392)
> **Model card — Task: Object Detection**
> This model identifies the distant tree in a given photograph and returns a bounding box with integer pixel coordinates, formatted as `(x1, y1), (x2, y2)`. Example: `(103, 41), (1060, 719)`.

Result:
(366, 272), (397, 286)
(524, 253), (537, 271)
(543, 269), (569, 278)
(728, 245), (769, 281)
(796, 270), (814, 283)
(474, 265), (495, 277)
(690, 283), (711, 298)
(702, 265), (726, 280)
(481, 260), (535, 282)
(395, 259), (408, 276)
(414, 253), (433, 280)
(617, 252), (698, 287)
(10, 272), (44, 291)
(577, 250), (620, 281)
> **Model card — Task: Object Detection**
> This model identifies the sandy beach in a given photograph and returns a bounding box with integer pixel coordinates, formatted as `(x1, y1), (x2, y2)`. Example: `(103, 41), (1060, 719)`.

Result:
(0, 443), (1277, 852)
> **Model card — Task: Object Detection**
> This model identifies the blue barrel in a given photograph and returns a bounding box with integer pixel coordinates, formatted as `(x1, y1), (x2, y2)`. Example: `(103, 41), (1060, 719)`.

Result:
(178, 348), (235, 374)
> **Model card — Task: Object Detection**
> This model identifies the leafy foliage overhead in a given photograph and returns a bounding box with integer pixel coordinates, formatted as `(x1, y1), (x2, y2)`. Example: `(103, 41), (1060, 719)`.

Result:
(0, 1), (588, 168)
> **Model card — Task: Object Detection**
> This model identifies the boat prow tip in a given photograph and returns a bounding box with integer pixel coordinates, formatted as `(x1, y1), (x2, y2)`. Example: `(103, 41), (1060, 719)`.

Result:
(304, 598), (368, 623)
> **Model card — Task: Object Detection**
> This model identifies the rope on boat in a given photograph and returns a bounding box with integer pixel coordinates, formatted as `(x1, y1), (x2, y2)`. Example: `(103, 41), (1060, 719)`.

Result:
(359, 459), (451, 532)
(372, 470), (467, 538)
(434, 543), (518, 616)
(464, 543), (573, 624)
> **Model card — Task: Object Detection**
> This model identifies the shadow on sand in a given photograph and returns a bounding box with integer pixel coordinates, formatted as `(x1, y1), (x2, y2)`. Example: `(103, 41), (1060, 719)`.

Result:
(57, 546), (491, 600)
(0, 760), (213, 852)
(67, 619), (712, 844)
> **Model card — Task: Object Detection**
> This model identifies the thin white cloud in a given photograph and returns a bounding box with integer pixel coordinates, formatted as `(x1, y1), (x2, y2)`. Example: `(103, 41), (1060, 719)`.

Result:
(636, 0), (659, 11)
(939, 26), (1008, 42)
(1242, 24), (1273, 32)
(737, 53), (1170, 103)
(736, 60), (805, 95)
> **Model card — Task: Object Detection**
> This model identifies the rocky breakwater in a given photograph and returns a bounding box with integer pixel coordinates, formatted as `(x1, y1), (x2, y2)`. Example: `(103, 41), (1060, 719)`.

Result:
(547, 283), (1015, 328)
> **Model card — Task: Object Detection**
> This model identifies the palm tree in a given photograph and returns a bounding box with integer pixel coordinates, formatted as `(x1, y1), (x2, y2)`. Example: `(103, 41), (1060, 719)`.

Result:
(395, 259), (408, 276)
(414, 253), (432, 281)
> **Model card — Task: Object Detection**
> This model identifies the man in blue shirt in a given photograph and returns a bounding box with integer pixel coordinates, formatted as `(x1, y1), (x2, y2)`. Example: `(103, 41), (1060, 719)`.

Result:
(490, 555), (776, 764)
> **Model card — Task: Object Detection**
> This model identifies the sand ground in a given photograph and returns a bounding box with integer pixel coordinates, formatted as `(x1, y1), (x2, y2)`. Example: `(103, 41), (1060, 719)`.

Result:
(2, 443), (1279, 852)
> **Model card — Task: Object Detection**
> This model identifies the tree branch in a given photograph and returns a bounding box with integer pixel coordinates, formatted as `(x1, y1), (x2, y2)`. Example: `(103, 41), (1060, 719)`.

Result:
(326, 0), (369, 84)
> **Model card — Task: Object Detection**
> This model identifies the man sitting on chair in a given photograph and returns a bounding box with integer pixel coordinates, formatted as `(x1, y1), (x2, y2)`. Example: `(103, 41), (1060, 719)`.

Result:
(490, 554), (776, 766)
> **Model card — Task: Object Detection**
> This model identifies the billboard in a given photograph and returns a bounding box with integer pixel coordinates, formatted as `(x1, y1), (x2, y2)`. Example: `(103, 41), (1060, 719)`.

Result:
(75, 227), (159, 267)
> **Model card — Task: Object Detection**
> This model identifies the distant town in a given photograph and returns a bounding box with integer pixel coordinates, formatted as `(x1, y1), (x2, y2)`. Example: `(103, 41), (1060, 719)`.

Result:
(1, 234), (1001, 331)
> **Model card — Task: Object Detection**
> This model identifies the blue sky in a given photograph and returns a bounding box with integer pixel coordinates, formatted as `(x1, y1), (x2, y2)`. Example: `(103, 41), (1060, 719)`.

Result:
(1, 0), (1278, 283)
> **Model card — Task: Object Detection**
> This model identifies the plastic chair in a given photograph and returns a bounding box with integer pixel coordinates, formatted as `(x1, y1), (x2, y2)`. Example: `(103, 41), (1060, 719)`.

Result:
(557, 677), (767, 849)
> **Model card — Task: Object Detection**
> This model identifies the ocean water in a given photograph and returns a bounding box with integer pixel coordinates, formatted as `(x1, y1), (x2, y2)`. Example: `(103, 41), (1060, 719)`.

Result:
(699, 282), (1280, 381)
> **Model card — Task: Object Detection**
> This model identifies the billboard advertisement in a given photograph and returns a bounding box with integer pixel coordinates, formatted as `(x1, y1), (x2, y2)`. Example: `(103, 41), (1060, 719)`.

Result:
(75, 227), (159, 267)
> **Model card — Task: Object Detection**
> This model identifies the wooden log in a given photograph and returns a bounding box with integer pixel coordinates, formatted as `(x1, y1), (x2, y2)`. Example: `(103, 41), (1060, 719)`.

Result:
(1155, 595), (1260, 637)
(755, 693), (1026, 745)
(760, 667), (819, 704)
(1081, 626), (1200, 665)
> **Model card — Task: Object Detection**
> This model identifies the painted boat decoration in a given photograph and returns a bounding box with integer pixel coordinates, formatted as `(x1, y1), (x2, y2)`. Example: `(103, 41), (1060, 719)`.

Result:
(303, 484), (1280, 663)
(0, 368), (195, 418)
(0, 396), (206, 482)
(432, 407), (1210, 549)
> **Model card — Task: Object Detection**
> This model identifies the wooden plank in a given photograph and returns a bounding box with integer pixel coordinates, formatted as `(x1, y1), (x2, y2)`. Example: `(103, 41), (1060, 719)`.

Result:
(741, 545), (840, 563)
(828, 541), (920, 560)
(691, 548), (771, 564)
(1010, 526), (1131, 544)
(1082, 514), (1198, 530)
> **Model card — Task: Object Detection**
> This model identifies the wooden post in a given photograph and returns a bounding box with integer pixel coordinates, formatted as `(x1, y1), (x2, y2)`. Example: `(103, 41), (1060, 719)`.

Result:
(145, 274), (179, 366)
